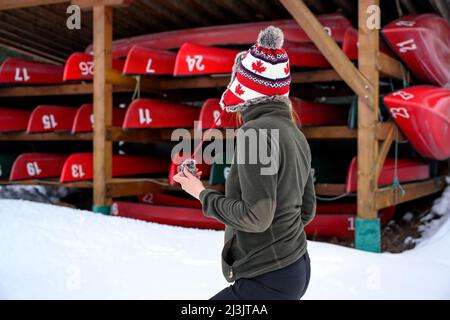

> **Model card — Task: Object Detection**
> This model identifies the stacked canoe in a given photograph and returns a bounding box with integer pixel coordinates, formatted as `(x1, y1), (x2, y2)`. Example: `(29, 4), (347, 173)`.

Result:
(1, 13), (448, 240)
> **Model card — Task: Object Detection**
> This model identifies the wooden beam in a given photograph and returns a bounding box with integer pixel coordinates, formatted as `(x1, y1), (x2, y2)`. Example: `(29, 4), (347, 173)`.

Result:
(279, 0), (375, 108)
(0, 0), (68, 10)
(0, 83), (132, 97)
(0, 178), (92, 188)
(300, 126), (357, 139)
(92, 5), (113, 211)
(106, 70), (161, 91)
(72, 0), (133, 8)
(0, 131), (92, 141)
(375, 122), (396, 180)
(107, 178), (164, 197)
(376, 177), (446, 210)
(357, 0), (380, 220)
(315, 183), (347, 196)
(377, 52), (410, 81)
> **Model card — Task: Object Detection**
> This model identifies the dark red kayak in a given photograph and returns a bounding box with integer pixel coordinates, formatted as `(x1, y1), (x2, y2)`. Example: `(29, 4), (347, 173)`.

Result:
(111, 201), (224, 230)
(291, 98), (349, 126)
(71, 103), (126, 133)
(305, 204), (396, 240)
(138, 192), (202, 208)
(0, 108), (32, 132)
(27, 105), (77, 133)
(345, 157), (430, 193)
(122, 46), (176, 76)
(382, 14), (450, 87)
(63, 52), (125, 81)
(85, 14), (352, 58)
(60, 153), (169, 182)
(9, 153), (68, 181)
(0, 57), (63, 84)
(384, 85), (450, 160)
(111, 200), (395, 239)
(198, 99), (239, 129)
(122, 99), (200, 129)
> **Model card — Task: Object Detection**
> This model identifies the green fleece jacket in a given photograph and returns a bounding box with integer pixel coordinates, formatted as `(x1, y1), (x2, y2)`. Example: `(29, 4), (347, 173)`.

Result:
(199, 101), (316, 282)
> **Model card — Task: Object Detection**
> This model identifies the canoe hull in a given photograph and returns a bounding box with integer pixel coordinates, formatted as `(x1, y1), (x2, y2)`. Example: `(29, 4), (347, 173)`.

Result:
(9, 153), (68, 181)
(27, 105), (77, 133)
(0, 108), (32, 132)
(0, 57), (63, 84)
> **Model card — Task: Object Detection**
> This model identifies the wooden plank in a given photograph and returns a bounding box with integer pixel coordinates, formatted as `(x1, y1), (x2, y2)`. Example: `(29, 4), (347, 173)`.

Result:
(315, 183), (347, 196)
(92, 5), (113, 210)
(0, 178), (92, 188)
(73, 0), (133, 9)
(375, 122), (396, 180)
(279, 0), (375, 108)
(0, 0), (68, 10)
(357, 0), (380, 219)
(377, 52), (410, 81)
(109, 126), (163, 142)
(301, 126), (356, 139)
(107, 178), (165, 197)
(0, 131), (92, 141)
(376, 177), (446, 210)
(106, 70), (161, 91)
(0, 83), (132, 97)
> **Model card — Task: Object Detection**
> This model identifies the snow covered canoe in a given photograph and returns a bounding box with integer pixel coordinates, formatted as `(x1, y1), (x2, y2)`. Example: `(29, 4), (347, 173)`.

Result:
(383, 85), (450, 160)
(122, 46), (176, 76)
(345, 157), (430, 193)
(305, 204), (396, 240)
(9, 153), (68, 181)
(0, 57), (63, 84)
(27, 105), (77, 133)
(72, 103), (126, 133)
(86, 14), (352, 58)
(60, 153), (169, 182)
(122, 99), (199, 129)
(63, 52), (125, 81)
(0, 107), (31, 132)
(382, 14), (450, 87)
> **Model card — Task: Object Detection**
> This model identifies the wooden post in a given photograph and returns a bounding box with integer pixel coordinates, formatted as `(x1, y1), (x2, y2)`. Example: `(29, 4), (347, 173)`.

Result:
(92, 5), (113, 214)
(355, 0), (381, 252)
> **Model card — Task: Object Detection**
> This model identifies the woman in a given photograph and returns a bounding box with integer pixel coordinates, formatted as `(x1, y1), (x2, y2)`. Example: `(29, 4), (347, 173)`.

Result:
(173, 26), (316, 300)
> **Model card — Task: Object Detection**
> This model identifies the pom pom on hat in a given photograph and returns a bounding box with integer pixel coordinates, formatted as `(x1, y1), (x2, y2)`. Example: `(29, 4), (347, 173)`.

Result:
(257, 26), (284, 49)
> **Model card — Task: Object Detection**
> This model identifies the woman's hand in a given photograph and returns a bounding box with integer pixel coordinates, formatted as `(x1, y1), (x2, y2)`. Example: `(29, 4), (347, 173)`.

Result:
(172, 168), (205, 200)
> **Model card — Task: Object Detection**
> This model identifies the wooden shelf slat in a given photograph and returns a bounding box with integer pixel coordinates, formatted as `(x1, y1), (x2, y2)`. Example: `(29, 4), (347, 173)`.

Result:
(376, 177), (447, 210)
(0, 131), (93, 141)
(0, 178), (93, 188)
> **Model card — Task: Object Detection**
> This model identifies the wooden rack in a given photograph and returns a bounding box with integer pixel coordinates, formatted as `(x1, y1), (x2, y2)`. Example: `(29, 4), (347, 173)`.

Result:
(0, 0), (447, 252)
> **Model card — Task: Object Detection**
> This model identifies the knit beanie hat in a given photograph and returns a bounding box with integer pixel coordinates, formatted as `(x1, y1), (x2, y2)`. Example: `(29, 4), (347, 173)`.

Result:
(219, 26), (291, 112)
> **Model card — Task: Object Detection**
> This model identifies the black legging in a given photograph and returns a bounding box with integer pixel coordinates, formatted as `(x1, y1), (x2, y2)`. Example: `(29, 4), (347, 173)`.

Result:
(211, 251), (311, 300)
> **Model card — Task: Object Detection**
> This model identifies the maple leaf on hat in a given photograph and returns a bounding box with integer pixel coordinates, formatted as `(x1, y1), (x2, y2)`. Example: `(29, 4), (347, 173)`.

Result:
(284, 62), (290, 75)
(235, 84), (245, 96)
(251, 60), (266, 74)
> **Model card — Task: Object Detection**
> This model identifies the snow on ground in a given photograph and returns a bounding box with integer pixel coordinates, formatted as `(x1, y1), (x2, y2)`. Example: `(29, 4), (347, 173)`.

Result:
(1, 180), (450, 300)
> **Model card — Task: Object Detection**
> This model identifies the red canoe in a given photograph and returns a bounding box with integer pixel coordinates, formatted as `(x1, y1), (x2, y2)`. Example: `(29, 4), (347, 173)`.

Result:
(122, 99), (200, 129)
(71, 103), (126, 133)
(60, 153), (169, 182)
(111, 201), (224, 230)
(382, 14), (450, 87)
(63, 52), (125, 81)
(174, 42), (331, 76)
(384, 85), (450, 160)
(138, 193), (202, 209)
(291, 98), (349, 126)
(27, 105), (77, 133)
(168, 153), (211, 184)
(0, 108), (32, 132)
(0, 57), (63, 84)
(85, 14), (352, 58)
(342, 28), (394, 61)
(305, 204), (396, 240)
(173, 43), (240, 76)
(345, 156), (430, 193)
(122, 46), (176, 75)
(198, 99), (239, 129)
(9, 153), (68, 181)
